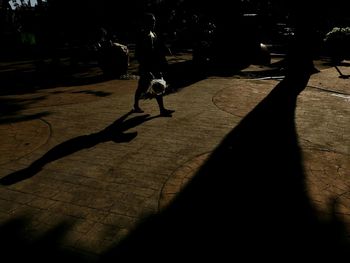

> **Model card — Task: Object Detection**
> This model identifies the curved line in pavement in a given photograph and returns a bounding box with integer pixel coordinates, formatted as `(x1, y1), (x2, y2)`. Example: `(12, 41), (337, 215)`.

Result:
(0, 118), (51, 165)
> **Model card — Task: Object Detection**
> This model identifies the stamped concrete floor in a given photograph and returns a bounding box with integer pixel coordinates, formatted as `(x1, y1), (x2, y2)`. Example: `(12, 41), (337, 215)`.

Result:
(0, 59), (349, 261)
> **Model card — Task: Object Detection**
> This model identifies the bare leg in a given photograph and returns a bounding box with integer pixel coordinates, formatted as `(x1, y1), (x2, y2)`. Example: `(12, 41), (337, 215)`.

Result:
(156, 95), (175, 116)
(133, 85), (143, 111)
(133, 79), (147, 112)
(155, 95), (165, 112)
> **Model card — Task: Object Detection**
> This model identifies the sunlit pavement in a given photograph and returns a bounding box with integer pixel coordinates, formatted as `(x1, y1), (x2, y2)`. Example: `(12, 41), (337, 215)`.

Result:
(0, 57), (349, 260)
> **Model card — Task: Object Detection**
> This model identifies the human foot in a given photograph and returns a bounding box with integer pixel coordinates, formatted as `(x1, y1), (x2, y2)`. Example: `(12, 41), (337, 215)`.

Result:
(160, 109), (175, 116)
(133, 106), (144, 113)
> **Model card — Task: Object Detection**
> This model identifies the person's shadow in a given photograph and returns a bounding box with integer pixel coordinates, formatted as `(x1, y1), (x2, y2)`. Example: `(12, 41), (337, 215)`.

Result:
(101, 68), (350, 261)
(0, 111), (157, 185)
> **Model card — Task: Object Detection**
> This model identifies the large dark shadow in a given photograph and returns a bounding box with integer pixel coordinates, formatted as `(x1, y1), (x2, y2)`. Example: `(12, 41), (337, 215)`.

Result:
(165, 58), (251, 94)
(0, 50), (250, 97)
(101, 68), (350, 261)
(165, 60), (207, 92)
(0, 111), (157, 185)
(0, 61), (116, 96)
(0, 216), (91, 263)
(0, 65), (107, 95)
(0, 96), (50, 124)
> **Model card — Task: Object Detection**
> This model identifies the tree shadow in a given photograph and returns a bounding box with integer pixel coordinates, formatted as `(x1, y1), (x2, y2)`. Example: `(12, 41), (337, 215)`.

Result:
(238, 67), (286, 79)
(165, 60), (208, 93)
(1, 51), (251, 97)
(0, 97), (50, 124)
(101, 69), (350, 261)
(165, 59), (250, 94)
(0, 61), (123, 96)
(0, 216), (90, 263)
(71, 90), (113, 97)
(0, 111), (158, 185)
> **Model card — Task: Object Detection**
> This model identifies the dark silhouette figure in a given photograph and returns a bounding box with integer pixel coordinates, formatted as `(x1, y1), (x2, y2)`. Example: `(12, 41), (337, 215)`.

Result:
(94, 27), (129, 78)
(101, 64), (349, 262)
(133, 13), (174, 117)
(0, 111), (156, 185)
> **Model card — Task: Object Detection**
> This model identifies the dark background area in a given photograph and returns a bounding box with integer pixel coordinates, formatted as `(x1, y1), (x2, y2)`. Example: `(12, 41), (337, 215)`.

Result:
(0, 0), (349, 100)
(1, 0), (349, 59)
